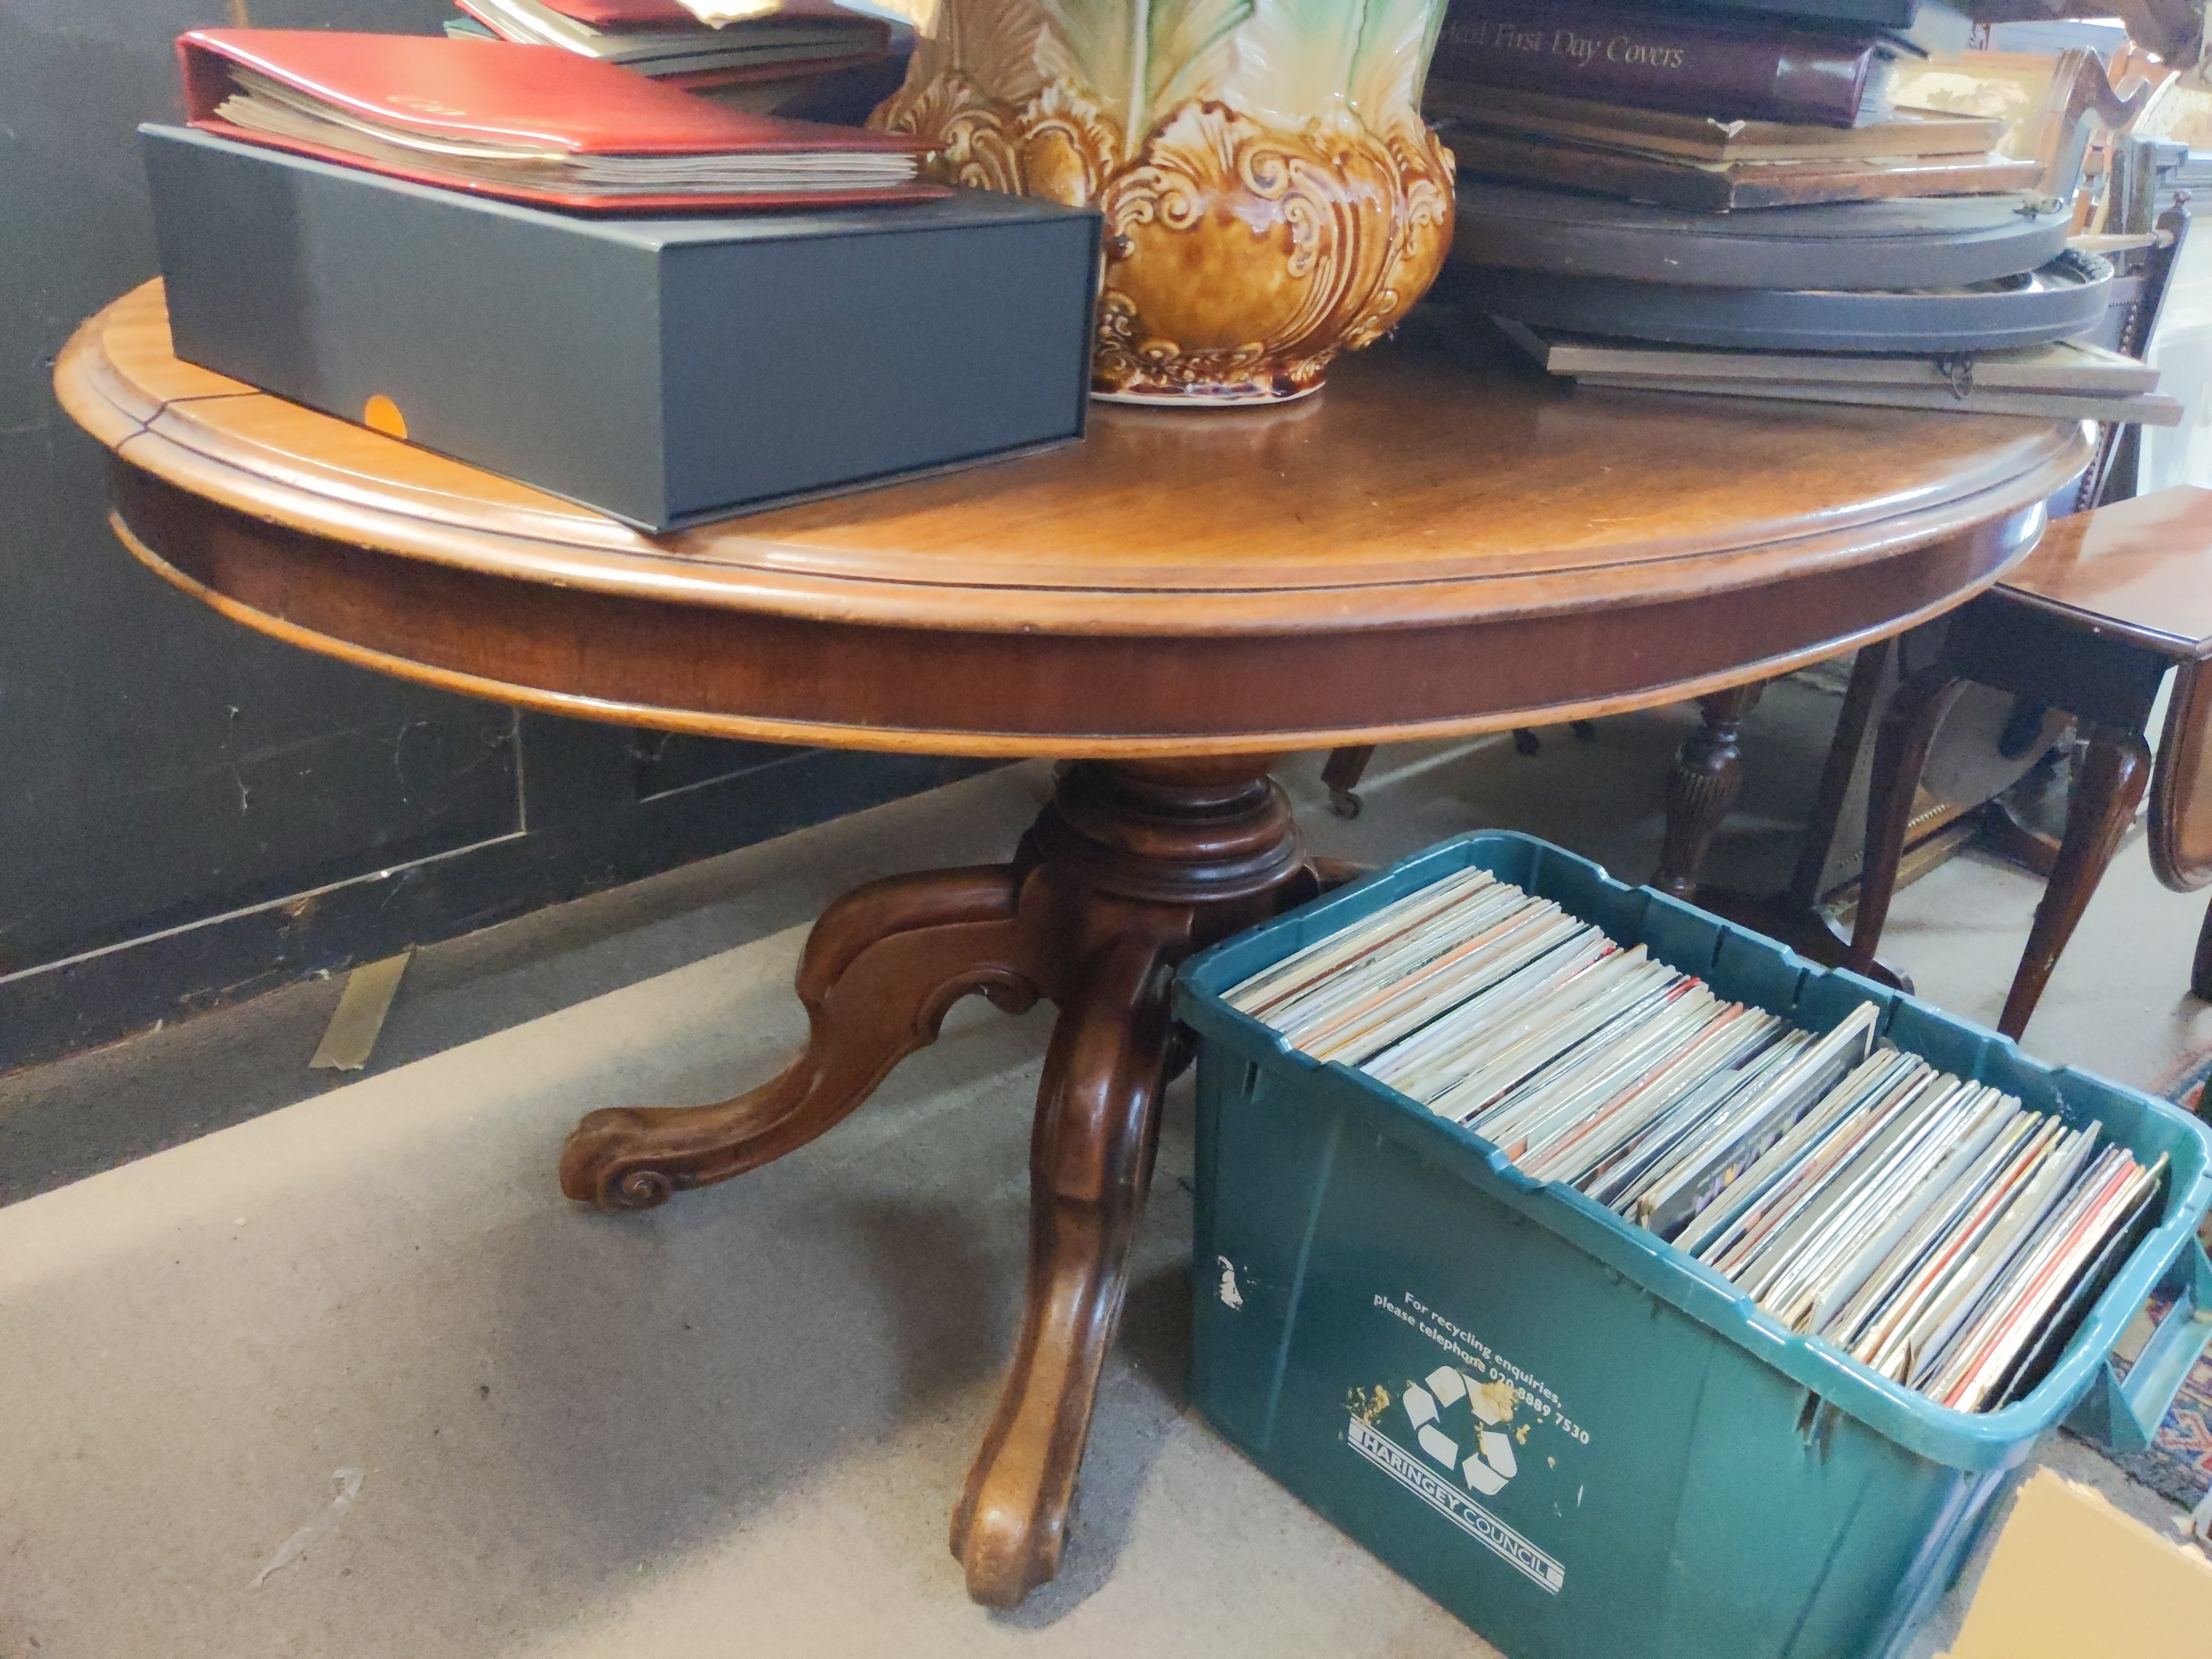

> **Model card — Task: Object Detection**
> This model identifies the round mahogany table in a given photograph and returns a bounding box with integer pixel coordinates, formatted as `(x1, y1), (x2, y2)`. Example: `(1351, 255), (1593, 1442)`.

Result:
(59, 280), (2089, 1609)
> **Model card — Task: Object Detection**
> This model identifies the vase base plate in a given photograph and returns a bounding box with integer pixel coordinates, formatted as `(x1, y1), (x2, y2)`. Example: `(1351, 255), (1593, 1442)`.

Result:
(1090, 381), (1325, 409)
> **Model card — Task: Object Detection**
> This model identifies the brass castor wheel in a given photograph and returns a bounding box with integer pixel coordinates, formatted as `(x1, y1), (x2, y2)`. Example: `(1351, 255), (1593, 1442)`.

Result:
(1328, 787), (1362, 819)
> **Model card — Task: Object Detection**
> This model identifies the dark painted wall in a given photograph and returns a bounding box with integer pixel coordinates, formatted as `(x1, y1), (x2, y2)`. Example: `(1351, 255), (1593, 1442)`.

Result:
(0, 1), (979, 1066)
(3, 0), (504, 963)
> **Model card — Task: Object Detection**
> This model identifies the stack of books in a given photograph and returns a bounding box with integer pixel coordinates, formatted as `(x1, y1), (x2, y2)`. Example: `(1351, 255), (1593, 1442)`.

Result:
(447, 0), (892, 104)
(178, 29), (934, 208)
(1432, 88), (2037, 211)
(1423, 0), (2038, 211)
(1424, 3), (2164, 413)
(1225, 866), (2166, 1412)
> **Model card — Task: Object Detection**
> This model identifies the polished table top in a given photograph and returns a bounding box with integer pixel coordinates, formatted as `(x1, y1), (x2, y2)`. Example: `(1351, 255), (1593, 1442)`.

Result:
(60, 281), (2090, 757)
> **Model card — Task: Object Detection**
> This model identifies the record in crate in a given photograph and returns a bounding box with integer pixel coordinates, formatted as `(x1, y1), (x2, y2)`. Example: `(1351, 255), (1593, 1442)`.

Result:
(868, 0), (1457, 405)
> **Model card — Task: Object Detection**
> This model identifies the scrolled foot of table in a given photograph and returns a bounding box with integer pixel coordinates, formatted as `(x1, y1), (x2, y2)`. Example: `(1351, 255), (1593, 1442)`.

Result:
(558, 865), (1035, 1210)
(951, 930), (1176, 1608)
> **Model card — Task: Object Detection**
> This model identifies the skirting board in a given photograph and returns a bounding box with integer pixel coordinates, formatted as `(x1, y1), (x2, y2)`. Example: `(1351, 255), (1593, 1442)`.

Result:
(0, 748), (995, 1076)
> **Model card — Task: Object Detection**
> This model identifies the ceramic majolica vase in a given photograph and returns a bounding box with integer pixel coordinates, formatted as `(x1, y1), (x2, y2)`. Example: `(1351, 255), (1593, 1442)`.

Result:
(871, 0), (1456, 404)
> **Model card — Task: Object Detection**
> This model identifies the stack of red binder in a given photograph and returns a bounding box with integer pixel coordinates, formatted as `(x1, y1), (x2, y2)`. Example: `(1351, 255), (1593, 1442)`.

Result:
(178, 30), (940, 212)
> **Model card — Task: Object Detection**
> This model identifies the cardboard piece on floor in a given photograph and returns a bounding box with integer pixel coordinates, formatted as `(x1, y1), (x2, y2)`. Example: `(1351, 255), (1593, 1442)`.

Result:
(308, 952), (411, 1072)
(1941, 1469), (2212, 1659)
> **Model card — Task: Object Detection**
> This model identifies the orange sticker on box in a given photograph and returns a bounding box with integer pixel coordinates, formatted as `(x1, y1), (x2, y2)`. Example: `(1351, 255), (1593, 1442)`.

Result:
(362, 394), (408, 439)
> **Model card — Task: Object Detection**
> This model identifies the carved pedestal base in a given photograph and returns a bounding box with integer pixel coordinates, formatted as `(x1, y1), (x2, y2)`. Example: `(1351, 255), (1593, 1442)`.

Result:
(560, 759), (1328, 1607)
(1653, 685), (1764, 901)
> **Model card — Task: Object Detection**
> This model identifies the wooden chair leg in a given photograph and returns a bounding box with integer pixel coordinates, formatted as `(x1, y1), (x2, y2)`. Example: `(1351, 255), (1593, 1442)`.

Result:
(1997, 724), (2151, 1040)
(1321, 744), (1375, 818)
(2192, 895), (2212, 1004)
(1654, 683), (1765, 900)
(1846, 665), (1969, 977)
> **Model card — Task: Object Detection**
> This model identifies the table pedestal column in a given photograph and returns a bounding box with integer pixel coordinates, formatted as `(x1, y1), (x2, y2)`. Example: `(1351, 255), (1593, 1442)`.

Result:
(559, 758), (1328, 1607)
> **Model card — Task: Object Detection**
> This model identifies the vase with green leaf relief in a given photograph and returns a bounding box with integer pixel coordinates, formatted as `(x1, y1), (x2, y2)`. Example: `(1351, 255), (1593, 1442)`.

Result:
(871, 0), (1455, 404)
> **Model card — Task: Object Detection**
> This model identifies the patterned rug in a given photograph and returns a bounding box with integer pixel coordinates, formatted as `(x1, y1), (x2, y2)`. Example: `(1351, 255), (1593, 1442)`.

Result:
(2103, 1050), (2212, 1512)
(2162, 1047), (2212, 1120)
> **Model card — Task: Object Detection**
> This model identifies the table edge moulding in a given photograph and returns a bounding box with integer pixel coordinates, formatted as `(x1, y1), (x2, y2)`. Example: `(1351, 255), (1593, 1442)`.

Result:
(57, 281), (2092, 1610)
(62, 283), (2089, 760)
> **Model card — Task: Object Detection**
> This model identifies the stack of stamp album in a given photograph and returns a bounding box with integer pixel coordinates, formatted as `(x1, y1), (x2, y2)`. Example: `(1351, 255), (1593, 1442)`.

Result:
(1224, 866), (2168, 1414)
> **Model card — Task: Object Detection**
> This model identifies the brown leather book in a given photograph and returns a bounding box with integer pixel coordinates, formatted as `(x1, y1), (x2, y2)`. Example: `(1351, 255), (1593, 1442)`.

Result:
(1443, 125), (2038, 210)
(177, 30), (941, 212)
(1424, 86), (2008, 163)
(1430, 0), (1898, 127)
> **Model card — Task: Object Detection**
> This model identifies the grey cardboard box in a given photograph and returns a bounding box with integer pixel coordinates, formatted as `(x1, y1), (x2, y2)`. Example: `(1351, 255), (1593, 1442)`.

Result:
(140, 125), (1100, 532)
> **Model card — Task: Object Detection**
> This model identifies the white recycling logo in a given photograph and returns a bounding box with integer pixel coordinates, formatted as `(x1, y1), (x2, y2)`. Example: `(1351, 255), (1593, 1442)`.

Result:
(1400, 1365), (1519, 1496)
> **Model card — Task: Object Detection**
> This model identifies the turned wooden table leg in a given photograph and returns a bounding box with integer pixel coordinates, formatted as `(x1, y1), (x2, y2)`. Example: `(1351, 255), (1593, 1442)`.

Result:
(560, 756), (1307, 1607)
(1654, 683), (1765, 900)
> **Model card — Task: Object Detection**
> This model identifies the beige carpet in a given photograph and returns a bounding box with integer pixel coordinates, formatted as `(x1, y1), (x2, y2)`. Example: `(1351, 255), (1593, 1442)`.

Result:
(0, 883), (1475, 1658)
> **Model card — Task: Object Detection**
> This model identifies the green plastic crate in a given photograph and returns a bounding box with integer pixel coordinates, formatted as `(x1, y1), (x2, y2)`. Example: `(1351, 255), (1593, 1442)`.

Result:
(1176, 832), (2212, 1659)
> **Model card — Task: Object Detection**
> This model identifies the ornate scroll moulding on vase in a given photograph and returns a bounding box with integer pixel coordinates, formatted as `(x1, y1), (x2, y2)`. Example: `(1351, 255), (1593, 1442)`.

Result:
(872, 0), (1457, 404)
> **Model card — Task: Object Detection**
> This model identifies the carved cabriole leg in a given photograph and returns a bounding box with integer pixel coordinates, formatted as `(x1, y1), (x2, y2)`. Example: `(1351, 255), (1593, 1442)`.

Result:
(559, 865), (1035, 1209)
(949, 758), (1301, 1605)
(560, 755), (1308, 1607)
(1996, 725), (2152, 1039)
(952, 926), (1177, 1606)
(1654, 682), (1767, 900)
(1846, 665), (1969, 979)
